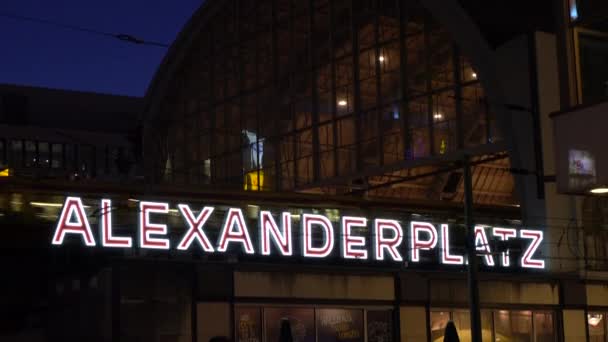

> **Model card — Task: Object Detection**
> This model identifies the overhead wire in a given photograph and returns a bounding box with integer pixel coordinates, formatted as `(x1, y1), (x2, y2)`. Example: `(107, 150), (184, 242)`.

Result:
(0, 11), (170, 48)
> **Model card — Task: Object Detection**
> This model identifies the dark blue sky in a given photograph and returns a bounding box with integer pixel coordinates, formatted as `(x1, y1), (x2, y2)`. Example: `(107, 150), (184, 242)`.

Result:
(1, 0), (202, 97)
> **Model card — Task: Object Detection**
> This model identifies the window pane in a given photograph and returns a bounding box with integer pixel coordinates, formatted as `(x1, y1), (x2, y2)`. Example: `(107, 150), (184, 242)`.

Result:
(0, 139), (6, 168)
(430, 311), (450, 341)
(317, 308), (364, 342)
(367, 310), (392, 342)
(534, 312), (555, 342)
(264, 307), (315, 342)
(235, 307), (262, 342)
(39, 142), (50, 168)
(452, 310), (471, 342)
(588, 312), (606, 342)
(494, 310), (533, 342)
(24, 140), (36, 167)
(578, 31), (608, 104)
(51, 143), (63, 169)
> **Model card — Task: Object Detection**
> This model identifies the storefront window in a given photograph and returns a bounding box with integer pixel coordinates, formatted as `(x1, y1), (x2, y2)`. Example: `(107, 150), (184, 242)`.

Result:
(367, 310), (393, 342)
(317, 308), (364, 342)
(494, 310), (533, 342)
(238, 306), (391, 342)
(431, 309), (554, 342)
(264, 307), (315, 342)
(534, 312), (555, 342)
(236, 307), (262, 342)
(588, 312), (606, 342)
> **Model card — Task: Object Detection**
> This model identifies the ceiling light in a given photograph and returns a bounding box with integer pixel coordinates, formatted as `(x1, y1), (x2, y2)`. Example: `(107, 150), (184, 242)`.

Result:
(378, 55), (385, 62)
(338, 99), (347, 106)
(472, 72), (477, 79)
(588, 314), (603, 327)
(433, 113), (443, 120)
(590, 187), (608, 194)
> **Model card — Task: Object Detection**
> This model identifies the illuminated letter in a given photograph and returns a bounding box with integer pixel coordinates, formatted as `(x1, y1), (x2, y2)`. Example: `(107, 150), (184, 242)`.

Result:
(302, 214), (335, 258)
(474, 226), (495, 266)
(259, 211), (292, 256)
(410, 221), (438, 262)
(177, 205), (215, 252)
(520, 229), (545, 269)
(492, 227), (517, 267)
(440, 224), (463, 265)
(373, 219), (403, 261)
(341, 216), (368, 259)
(217, 208), (255, 254)
(100, 199), (132, 248)
(52, 197), (95, 246)
(139, 201), (170, 250)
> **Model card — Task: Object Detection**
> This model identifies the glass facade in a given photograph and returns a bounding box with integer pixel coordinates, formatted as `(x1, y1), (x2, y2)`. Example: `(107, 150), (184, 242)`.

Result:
(2, 138), (133, 180)
(149, 0), (501, 200)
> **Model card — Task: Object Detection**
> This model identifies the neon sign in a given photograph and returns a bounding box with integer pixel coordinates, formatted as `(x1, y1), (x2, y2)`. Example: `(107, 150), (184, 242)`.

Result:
(51, 197), (546, 269)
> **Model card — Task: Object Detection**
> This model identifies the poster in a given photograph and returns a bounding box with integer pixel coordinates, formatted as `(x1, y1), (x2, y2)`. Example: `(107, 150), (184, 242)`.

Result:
(236, 307), (261, 342)
(264, 307), (315, 342)
(317, 308), (364, 342)
(367, 310), (392, 342)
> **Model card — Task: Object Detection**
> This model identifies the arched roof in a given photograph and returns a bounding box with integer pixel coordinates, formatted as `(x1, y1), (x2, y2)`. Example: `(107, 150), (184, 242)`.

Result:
(139, 0), (541, 219)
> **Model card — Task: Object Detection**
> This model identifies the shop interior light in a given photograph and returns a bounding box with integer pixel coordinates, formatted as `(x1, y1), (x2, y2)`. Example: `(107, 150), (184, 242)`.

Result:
(590, 187), (608, 194)
(472, 72), (477, 79)
(588, 314), (603, 327)
(338, 99), (347, 106)
(433, 113), (443, 120)
(378, 55), (385, 62)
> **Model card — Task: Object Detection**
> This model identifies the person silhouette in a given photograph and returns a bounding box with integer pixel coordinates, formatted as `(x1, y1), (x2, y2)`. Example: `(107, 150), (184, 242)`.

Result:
(443, 321), (460, 342)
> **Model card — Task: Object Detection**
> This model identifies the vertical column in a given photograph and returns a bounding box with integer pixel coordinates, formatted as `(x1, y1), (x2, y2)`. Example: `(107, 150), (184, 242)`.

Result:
(424, 14), (435, 155)
(351, 0), (363, 171)
(374, 0), (384, 166)
(398, 0), (410, 160)
(453, 45), (464, 149)
(329, 0), (339, 177)
(310, 0), (321, 182)
(191, 266), (198, 342)
(271, 0), (282, 191)
(111, 264), (121, 342)
(464, 155), (482, 342)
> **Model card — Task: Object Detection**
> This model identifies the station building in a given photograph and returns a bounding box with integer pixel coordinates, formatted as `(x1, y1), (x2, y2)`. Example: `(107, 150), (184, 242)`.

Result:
(2, 0), (608, 341)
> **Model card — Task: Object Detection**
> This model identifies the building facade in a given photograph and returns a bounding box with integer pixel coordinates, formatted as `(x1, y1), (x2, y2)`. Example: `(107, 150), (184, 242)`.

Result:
(0, 84), (142, 182)
(3, 0), (608, 341)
